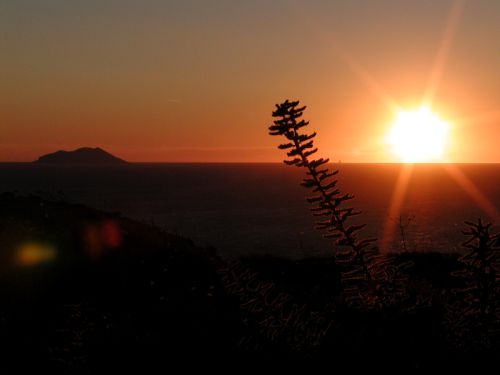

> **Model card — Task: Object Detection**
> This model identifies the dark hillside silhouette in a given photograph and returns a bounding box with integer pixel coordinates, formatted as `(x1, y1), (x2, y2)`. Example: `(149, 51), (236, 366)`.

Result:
(1, 192), (498, 369)
(35, 147), (127, 164)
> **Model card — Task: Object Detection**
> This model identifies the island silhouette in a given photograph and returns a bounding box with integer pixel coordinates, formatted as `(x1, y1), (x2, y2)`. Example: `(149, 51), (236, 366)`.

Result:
(35, 147), (127, 164)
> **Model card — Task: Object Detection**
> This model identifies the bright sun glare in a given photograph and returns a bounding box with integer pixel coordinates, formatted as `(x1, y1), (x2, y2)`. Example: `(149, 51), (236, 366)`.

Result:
(386, 107), (450, 163)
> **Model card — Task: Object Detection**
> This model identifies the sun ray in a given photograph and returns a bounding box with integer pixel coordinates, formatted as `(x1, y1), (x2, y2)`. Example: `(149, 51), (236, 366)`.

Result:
(327, 43), (400, 113)
(422, 0), (466, 107)
(380, 164), (414, 252)
(292, 2), (400, 113)
(441, 164), (500, 222)
(451, 110), (500, 128)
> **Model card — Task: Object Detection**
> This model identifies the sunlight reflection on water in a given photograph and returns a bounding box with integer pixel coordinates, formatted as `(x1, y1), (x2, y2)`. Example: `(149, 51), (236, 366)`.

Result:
(1, 163), (499, 258)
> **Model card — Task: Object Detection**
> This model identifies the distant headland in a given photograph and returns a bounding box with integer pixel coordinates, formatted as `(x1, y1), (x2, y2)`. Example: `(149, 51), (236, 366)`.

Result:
(34, 147), (127, 164)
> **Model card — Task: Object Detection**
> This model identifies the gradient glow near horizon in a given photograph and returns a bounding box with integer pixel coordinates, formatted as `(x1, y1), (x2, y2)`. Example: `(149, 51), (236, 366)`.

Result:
(1, 0), (499, 163)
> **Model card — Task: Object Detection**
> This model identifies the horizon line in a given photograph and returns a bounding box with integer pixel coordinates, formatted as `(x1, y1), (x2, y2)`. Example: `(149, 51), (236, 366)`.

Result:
(1, 161), (500, 165)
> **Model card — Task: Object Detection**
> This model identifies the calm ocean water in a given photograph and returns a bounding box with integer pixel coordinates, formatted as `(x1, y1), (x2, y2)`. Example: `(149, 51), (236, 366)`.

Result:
(1, 163), (499, 258)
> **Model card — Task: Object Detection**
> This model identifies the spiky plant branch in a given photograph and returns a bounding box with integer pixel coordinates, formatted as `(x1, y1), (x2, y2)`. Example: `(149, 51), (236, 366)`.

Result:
(447, 219), (500, 349)
(269, 100), (410, 308)
(461, 220), (500, 317)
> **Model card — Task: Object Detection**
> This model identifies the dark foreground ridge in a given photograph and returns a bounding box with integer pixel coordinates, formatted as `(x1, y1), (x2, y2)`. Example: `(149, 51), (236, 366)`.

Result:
(0, 193), (498, 370)
(34, 147), (127, 164)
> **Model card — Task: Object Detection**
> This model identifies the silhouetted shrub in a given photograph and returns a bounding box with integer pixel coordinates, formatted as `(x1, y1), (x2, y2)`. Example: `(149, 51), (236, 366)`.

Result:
(447, 219), (500, 350)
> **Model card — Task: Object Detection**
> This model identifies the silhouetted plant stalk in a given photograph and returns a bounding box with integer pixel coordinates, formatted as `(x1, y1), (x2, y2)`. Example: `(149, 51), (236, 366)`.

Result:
(397, 214), (413, 252)
(447, 219), (500, 349)
(269, 100), (411, 309)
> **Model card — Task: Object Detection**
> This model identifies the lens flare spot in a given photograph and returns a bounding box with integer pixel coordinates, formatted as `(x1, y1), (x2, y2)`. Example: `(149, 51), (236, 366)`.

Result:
(102, 220), (122, 248)
(15, 242), (57, 267)
(83, 219), (122, 259)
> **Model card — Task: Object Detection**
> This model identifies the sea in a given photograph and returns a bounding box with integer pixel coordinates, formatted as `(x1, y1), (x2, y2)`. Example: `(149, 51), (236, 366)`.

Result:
(1, 163), (499, 258)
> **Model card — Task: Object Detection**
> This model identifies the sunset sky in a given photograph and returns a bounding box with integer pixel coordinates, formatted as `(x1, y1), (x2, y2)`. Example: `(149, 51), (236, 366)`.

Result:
(2, 0), (499, 162)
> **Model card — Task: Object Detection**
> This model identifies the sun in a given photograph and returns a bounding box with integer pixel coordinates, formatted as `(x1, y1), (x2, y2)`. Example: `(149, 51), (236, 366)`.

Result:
(385, 106), (450, 163)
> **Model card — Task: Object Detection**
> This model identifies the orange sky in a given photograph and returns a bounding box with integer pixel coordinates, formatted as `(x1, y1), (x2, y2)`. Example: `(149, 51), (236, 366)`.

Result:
(1, 0), (499, 162)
